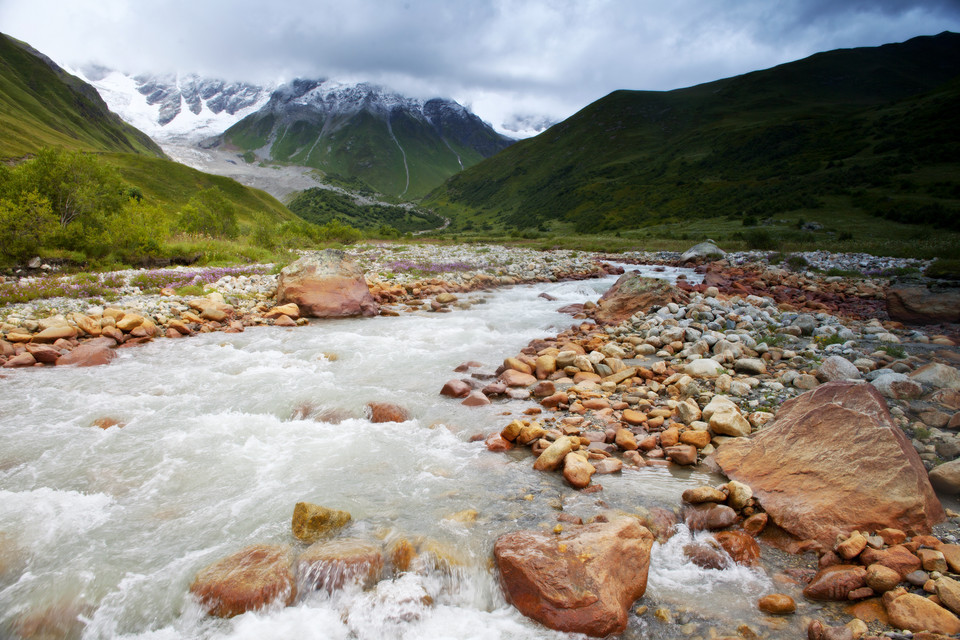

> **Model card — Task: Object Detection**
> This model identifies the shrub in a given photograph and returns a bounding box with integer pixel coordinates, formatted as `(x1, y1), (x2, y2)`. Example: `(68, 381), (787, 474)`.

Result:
(925, 259), (960, 280)
(784, 254), (809, 271)
(0, 191), (59, 263)
(743, 229), (779, 250)
(176, 188), (239, 238)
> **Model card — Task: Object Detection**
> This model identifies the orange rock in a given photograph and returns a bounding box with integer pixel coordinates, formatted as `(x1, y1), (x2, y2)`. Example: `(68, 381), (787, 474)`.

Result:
(367, 402), (411, 423)
(715, 531), (761, 566)
(883, 587), (960, 634)
(494, 519), (654, 636)
(659, 427), (680, 447)
(486, 433), (514, 452)
(679, 429), (711, 448)
(189, 545), (296, 617)
(622, 409), (646, 425)
(758, 593), (796, 615)
(501, 369), (537, 387)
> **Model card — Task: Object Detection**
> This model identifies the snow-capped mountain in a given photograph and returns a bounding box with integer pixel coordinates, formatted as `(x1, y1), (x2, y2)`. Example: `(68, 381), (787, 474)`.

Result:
(218, 78), (513, 198)
(72, 66), (273, 144)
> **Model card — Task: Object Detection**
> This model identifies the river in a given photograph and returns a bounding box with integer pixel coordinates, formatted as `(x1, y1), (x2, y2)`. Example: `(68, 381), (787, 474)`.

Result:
(0, 265), (808, 640)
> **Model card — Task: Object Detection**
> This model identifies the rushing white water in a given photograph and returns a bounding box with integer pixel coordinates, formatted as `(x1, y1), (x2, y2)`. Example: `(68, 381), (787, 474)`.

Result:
(0, 266), (800, 640)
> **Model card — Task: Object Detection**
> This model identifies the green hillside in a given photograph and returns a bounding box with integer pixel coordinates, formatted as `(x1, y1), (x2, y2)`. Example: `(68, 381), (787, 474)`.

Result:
(425, 32), (960, 235)
(287, 187), (443, 233)
(223, 91), (510, 200)
(0, 33), (163, 158)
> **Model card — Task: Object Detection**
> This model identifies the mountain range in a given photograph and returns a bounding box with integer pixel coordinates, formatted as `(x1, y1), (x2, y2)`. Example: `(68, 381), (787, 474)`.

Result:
(425, 31), (960, 234)
(216, 79), (514, 199)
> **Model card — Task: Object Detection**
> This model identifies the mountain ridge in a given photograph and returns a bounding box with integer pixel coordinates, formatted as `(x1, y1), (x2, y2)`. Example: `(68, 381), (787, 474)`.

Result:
(424, 31), (960, 233)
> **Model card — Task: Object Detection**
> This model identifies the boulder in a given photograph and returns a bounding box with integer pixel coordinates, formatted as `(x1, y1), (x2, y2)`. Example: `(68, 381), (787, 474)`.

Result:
(819, 356), (861, 382)
(883, 587), (960, 634)
(291, 502), (351, 543)
(366, 402), (410, 423)
(562, 453), (595, 489)
(871, 372), (923, 400)
(910, 364), (960, 390)
(683, 503), (738, 531)
(189, 544), (296, 617)
(440, 379), (472, 398)
(298, 538), (383, 591)
(715, 382), (945, 545)
(929, 459), (960, 494)
(55, 339), (117, 367)
(276, 250), (378, 318)
(494, 518), (654, 637)
(593, 273), (688, 325)
(500, 369), (537, 387)
(680, 241), (726, 263)
(2, 352), (36, 368)
(886, 286), (960, 324)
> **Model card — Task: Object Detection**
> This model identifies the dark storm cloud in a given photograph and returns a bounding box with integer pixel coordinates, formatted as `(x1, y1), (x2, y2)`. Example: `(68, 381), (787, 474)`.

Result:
(1, 0), (958, 135)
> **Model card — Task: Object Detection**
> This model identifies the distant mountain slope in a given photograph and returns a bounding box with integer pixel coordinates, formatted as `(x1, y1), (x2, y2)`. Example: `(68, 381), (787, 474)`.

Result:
(425, 32), (960, 232)
(0, 33), (164, 159)
(218, 79), (514, 199)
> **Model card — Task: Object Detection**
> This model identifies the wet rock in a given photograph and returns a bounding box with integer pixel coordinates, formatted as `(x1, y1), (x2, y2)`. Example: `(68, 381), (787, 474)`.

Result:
(807, 619), (854, 640)
(486, 433), (513, 451)
(494, 518), (654, 637)
(681, 486), (727, 504)
(715, 382), (945, 545)
(743, 512), (768, 536)
(593, 273), (688, 325)
(367, 402), (411, 423)
(836, 532), (868, 560)
(189, 544), (296, 618)
(860, 545), (922, 579)
(276, 250), (378, 318)
(803, 564), (867, 601)
(533, 436), (576, 472)
(758, 593), (796, 615)
(2, 352), (36, 368)
(715, 531), (760, 565)
(684, 539), (727, 569)
(886, 286), (960, 324)
(563, 453), (595, 489)
(594, 458), (622, 474)
(461, 391), (491, 406)
(298, 538), (383, 591)
(264, 303), (301, 319)
(883, 587), (960, 634)
(55, 340), (117, 367)
(665, 444), (697, 465)
(684, 503), (738, 531)
(615, 428), (637, 451)
(291, 502), (352, 543)
(440, 379), (472, 398)
(501, 369), (537, 387)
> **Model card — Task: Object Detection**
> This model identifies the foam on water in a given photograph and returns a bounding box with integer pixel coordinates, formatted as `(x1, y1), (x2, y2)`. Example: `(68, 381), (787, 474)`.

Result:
(0, 266), (802, 639)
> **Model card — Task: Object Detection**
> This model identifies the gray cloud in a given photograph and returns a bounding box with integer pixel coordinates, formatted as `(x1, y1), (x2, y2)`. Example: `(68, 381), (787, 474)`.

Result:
(1, 0), (958, 136)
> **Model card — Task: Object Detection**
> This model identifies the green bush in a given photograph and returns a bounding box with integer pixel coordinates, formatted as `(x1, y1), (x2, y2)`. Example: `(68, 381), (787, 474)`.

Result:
(176, 188), (239, 238)
(925, 258), (960, 280)
(0, 191), (59, 263)
(743, 229), (780, 250)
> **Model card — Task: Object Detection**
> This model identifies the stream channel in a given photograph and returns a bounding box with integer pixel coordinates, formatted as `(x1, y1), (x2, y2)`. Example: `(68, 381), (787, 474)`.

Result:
(0, 265), (817, 640)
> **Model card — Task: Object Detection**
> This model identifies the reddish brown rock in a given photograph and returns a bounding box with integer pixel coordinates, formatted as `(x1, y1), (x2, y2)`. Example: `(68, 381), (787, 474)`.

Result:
(366, 403), (411, 423)
(859, 545), (922, 579)
(883, 587), (960, 634)
(501, 369), (537, 387)
(803, 565), (867, 601)
(494, 518), (654, 637)
(461, 391), (491, 406)
(684, 503), (738, 531)
(886, 286), (960, 325)
(684, 540), (727, 569)
(440, 379), (472, 398)
(2, 352), (37, 368)
(276, 250), (378, 318)
(189, 545), (296, 617)
(743, 513), (768, 536)
(532, 381), (556, 397)
(273, 314), (296, 327)
(758, 593), (796, 615)
(715, 531), (761, 566)
(24, 344), (60, 363)
(563, 453), (595, 489)
(593, 273), (688, 325)
(486, 433), (514, 452)
(298, 538), (383, 591)
(56, 338), (117, 367)
(714, 382), (944, 545)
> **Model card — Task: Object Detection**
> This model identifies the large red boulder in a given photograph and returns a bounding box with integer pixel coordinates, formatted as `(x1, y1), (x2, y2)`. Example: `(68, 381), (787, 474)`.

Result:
(886, 286), (960, 324)
(276, 250), (378, 318)
(714, 382), (944, 546)
(189, 544), (296, 617)
(593, 273), (688, 325)
(494, 518), (654, 637)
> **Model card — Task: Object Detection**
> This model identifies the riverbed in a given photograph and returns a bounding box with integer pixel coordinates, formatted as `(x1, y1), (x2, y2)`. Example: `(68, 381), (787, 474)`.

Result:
(0, 265), (814, 640)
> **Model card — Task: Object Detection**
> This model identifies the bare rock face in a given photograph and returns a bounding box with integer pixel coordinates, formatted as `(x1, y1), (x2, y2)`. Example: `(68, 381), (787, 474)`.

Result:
(189, 544), (296, 617)
(593, 273), (688, 325)
(886, 285), (960, 324)
(714, 382), (944, 546)
(493, 518), (654, 637)
(276, 250), (378, 318)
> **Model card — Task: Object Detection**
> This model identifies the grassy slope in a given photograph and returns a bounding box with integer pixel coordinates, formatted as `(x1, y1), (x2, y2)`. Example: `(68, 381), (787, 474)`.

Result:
(0, 33), (163, 158)
(225, 104), (506, 200)
(105, 153), (295, 226)
(286, 187), (442, 233)
(424, 32), (960, 238)
(0, 32), (295, 229)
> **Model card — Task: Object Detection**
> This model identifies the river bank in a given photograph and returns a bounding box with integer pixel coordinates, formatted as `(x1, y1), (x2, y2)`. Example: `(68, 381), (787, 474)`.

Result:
(2, 243), (960, 638)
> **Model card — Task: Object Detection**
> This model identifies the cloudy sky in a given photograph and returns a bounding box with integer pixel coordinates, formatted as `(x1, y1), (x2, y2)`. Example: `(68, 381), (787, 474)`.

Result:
(2, 0), (959, 136)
